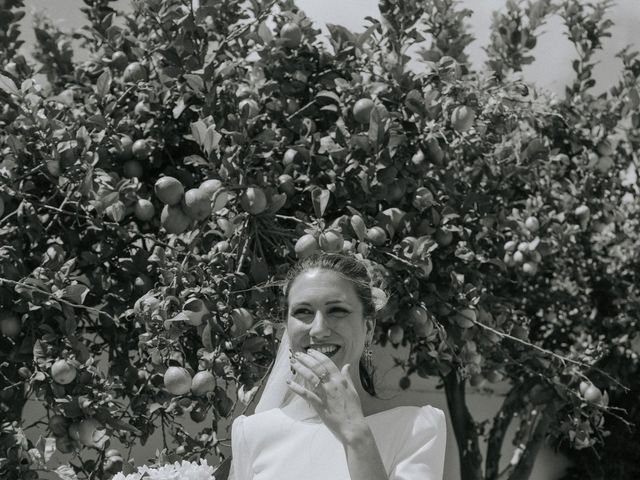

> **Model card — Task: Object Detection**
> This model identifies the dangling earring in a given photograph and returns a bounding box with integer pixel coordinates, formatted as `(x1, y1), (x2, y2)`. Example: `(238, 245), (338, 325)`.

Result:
(362, 341), (373, 371)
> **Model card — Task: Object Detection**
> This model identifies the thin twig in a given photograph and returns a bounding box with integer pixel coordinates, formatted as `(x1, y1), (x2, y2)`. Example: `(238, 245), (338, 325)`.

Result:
(0, 276), (118, 324)
(471, 319), (628, 391)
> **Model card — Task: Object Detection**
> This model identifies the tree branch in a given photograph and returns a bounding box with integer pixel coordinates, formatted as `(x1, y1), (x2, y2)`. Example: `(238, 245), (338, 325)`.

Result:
(442, 370), (483, 480)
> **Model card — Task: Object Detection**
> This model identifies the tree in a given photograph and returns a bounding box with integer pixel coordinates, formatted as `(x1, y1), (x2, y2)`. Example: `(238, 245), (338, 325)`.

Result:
(0, 0), (638, 479)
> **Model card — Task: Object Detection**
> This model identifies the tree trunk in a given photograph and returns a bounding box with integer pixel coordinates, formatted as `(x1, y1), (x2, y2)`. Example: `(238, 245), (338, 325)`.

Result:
(485, 384), (525, 480)
(508, 410), (554, 480)
(443, 370), (483, 480)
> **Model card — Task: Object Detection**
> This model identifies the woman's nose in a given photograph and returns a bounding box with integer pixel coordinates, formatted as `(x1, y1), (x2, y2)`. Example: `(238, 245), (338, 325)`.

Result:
(309, 310), (331, 338)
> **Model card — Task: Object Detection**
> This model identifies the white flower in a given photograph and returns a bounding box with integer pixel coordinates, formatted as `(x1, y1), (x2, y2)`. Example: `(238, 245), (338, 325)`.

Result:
(111, 459), (215, 480)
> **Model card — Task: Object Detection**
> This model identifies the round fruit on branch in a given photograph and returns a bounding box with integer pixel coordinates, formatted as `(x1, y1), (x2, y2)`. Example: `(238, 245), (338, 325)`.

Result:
(155, 177), (185, 206)
(160, 205), (192, 234)
(183, 188), (213, 221)
(239, 187), (267, 215)
(352, 98), (375, 124)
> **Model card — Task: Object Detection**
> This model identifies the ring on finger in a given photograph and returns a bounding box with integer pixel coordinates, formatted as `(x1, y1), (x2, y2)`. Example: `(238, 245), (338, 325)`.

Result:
(318, 371), (330, 383)
(312, 377), (322, 391)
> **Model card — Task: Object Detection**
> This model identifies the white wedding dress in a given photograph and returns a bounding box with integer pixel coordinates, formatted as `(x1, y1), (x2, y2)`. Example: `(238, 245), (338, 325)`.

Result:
(230, 404), (446, 480)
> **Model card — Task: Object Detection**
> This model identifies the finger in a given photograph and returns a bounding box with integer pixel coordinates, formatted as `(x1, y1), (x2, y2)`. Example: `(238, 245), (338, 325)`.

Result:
(340, 363), (355, 386)
(305, 349), (341, 374)
(286, 378), (322, 404)
(291, 357), (321, 386)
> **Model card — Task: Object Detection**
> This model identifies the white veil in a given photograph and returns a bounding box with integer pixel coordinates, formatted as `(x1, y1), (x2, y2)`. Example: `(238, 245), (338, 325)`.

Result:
(254, 326), (293, 413)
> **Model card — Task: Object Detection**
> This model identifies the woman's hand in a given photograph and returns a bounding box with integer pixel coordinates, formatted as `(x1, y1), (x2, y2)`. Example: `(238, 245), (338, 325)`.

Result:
(287, 350), (368, 445)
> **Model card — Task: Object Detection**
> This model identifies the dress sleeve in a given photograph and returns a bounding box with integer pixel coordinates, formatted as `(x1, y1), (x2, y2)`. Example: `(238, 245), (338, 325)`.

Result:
(229, 415), (253, 480)
(389, 406), (447, 480)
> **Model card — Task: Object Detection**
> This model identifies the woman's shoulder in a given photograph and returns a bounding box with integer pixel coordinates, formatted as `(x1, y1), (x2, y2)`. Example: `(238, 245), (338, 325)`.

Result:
(368, 404), (445, 423)
(368, 405), (446, 440)
(232, 408), (287, 430)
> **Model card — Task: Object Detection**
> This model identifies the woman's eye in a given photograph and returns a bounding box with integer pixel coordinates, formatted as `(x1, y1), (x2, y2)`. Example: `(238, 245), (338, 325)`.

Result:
(330, 308), (349, 316)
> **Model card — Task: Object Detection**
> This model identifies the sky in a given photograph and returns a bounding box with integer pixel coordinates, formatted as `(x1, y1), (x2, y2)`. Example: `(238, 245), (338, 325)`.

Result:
(17, 0), (640, 97)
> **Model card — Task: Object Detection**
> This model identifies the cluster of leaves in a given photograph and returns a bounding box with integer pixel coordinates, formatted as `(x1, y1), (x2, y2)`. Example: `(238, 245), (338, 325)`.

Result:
(0, 0), (639, 479)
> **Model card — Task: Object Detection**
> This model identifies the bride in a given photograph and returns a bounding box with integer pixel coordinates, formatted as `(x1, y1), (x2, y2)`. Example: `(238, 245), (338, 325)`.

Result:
(230, 253), (446, 479)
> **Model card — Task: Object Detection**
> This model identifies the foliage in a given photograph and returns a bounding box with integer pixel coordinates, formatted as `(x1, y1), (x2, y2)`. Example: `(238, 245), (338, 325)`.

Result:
(0, 0), (639, 479)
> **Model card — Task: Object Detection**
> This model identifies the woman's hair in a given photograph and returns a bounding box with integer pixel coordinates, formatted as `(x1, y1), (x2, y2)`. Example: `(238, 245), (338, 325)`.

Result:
(282, 253), (388, 396)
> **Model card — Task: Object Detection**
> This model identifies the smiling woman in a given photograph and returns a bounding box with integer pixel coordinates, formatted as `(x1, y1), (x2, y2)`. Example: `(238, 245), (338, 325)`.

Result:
(229, 253), (447, 480)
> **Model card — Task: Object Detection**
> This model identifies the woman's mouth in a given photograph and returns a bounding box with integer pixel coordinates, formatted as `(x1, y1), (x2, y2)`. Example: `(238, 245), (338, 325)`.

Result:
(306, 344), (341, 358)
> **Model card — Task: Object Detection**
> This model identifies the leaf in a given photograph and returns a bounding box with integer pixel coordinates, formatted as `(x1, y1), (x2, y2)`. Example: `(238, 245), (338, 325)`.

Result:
(191, 120), (207, 147)
(311, 188), (331, 218)
(55, 465), (79, 480)
(104, 416), (142, 435)
(258, 21), (274, 44)
(405, 89), (425, 116)
(86, 114), (107, 129)
(96, 69), (112, 98)
(63, 285), (89, 305)
(315, 90), (340, 105)
(183, 74), (204, 92)
(203, 126), (221, 155)
(368, 107), (384, 147)
(267, 193), (287, 213)
(105, 200), (125, 222)
(36, 436), (57, 463)
(0, 73), (18, 96)
(212, 190), (229, 212)
(184, 154), (209, 166)
(326, 23), (356, 46)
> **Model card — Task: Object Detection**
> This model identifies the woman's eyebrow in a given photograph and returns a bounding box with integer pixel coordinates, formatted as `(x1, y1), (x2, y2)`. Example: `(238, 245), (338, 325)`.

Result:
(290, 300), (347, 308)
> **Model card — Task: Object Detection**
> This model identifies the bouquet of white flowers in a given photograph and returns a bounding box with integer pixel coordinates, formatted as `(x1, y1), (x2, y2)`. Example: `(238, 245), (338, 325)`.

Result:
(111, 459), (215, 480)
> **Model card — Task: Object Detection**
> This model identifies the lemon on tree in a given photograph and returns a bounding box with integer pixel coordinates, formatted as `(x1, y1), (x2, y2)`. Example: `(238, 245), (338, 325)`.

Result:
(352, 98), (375, 124)
(583, 383), (603, 405)
(230, 307), (254, 335)
(133, 198), (155, 221)
(69, 418), (106, 448)
(294, 233), (319, 258)
(131, 139), (151, 159)
(49, 414), (69, 437)
(123, 61), (148, 82)
(388, 325), (404, 344)
(283, 148), (299, 166)
(199, 178), (223, 198)
(154, 176), (185, 205)
(183, 188), (213, 221)
(239, 187), (267, 215)
(366, 226), (387, 246)
(51, 359), (77, 385)
(109, 51), (128, 70)
(280, 22), (302, 48)
(0, 311), (21, 338)
(191, 370), (216, 396)
(160, 205), (191, 234)
(277, 174), (295, 196)
(164, 366), (192, 395)
(318, 230), (344, 252)
(451, 105), (476, 132)
(524, 216), (540, 232)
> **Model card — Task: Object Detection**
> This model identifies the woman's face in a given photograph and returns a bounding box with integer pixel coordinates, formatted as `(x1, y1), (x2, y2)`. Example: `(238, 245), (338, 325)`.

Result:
(286, 268), (374, 371)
